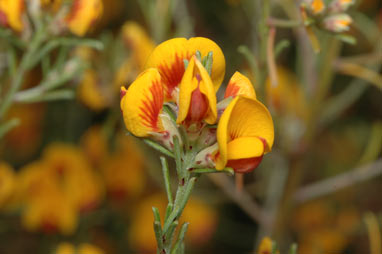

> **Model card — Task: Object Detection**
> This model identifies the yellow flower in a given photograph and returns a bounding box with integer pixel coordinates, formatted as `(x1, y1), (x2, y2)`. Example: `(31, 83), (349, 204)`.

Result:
(66, 0), (103, 36)
(257, 237), (278, 254)
(42, 143), (104, 212)
(265, 67), (307, 119)
(122, 21), (155, 70)
(77, 243), (105, 254)
(309, 0), (325, 15)
(114, 22), (155, 89)
(215, 96), (274, 173)
(80, 125), (109, 168)
(17, 162), (78, 234)
(145, 37), (225, 101)
(102, 154), (145, 200)
(177, 55), (217, 125)
(0, 0), (24, 32)
(55, 242), (104, 254)
(120, 68), (164, 137)
(0, 162), (15, 208)
(224, 71), (256, 99)
(77, 69), (109, 111)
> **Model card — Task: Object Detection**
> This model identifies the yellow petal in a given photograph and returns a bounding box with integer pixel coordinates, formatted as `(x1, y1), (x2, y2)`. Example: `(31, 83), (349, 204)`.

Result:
(226, 137), (264, 160)
(145, 37), (225, 100)
(66, 0), (103, 36)
(0, 0), (24, 32)
(120, 68), (164, 137)
(176, 56), (217, 124)
(216, 96), (274, 170)
(122, 21), (155, 70)
(224, 71), (256, 99)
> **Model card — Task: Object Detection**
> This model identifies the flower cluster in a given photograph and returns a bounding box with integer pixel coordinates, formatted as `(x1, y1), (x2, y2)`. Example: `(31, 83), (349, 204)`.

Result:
(0, 0), (103, 36)
(120, 37), (274, 174)
(301, 0), (355, 33)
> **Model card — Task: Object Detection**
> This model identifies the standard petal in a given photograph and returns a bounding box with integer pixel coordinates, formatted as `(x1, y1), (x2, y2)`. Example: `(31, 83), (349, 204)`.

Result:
(224, 71), (256, 99)
(145, 37), (225, 100)
(120, 68), (164, 137)
(187, 37), (225, 92)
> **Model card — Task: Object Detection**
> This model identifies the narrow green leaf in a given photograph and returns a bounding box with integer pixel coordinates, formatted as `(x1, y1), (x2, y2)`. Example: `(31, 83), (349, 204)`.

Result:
(143, 139), (174, 158)
(161, 156), (173, 204)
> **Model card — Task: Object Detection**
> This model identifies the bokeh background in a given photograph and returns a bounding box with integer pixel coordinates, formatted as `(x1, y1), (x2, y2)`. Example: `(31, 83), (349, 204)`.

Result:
(0, 0), (381, 253)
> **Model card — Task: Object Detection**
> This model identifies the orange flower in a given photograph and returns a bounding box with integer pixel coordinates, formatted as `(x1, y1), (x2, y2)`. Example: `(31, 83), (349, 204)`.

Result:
(0, 162), (15, 208)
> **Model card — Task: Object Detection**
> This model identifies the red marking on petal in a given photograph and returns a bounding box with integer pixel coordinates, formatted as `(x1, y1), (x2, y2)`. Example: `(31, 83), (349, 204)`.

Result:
(138, 80), (163, 131)
(158, 53), (189, 98)
(224, 82), (240, 98)
(0, 10), (8, 27)
(66, 0), (82, 23)
(120, 88), (126, 99)
(42, 220), (58, 234)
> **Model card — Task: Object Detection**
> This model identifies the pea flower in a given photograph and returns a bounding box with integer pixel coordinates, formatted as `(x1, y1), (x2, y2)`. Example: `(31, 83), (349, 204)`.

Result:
(66, 0), (103, 36)
(121, 37), (274, 173)
(55, 242), (104, 254)
(0, 0), (24, 32)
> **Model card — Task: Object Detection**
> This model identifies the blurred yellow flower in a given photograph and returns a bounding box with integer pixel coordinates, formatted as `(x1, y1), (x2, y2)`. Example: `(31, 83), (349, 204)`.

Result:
(56, 242), (104, 254)
(0, 162), (15, 208)
(122, 21), (155, 71)
(129, 193), (217, 252)
(77, 69), (109, 111)
(257, 237), (279, 254)
(66, 0), (103, 36)
(265, 67), (307, 119)
(0, 0), (24, 32)
(80, 125), (109, 168)
(43, 143), (104, 212)
(17, 162), (78, 234)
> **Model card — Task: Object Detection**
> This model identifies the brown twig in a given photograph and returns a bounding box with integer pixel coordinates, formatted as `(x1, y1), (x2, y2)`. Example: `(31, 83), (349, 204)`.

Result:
(294, 159), (382, 203)
(208, 174), (269, 226)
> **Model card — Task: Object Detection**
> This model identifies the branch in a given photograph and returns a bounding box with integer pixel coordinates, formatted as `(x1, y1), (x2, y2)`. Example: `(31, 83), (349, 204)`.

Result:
(208, 174), (269, 226)
(294, 159), (382, 203)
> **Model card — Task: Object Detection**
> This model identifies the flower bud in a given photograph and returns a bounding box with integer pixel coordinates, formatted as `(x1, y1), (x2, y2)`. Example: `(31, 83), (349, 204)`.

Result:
(323, 14), (352, 33)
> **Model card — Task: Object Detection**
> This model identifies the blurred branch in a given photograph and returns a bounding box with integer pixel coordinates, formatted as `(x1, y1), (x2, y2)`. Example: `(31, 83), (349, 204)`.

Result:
(208, 174), (269, 226)
(267, 27), (278, 87)
(0, 118), (20, 139)
(294, 159), (382, 203)
(333, 61), (382, 89)
(358, 122), (382, 165)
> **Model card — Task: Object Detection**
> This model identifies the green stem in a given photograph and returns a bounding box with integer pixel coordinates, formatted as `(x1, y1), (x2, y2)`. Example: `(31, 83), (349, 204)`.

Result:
(0, 25), (45, 121)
